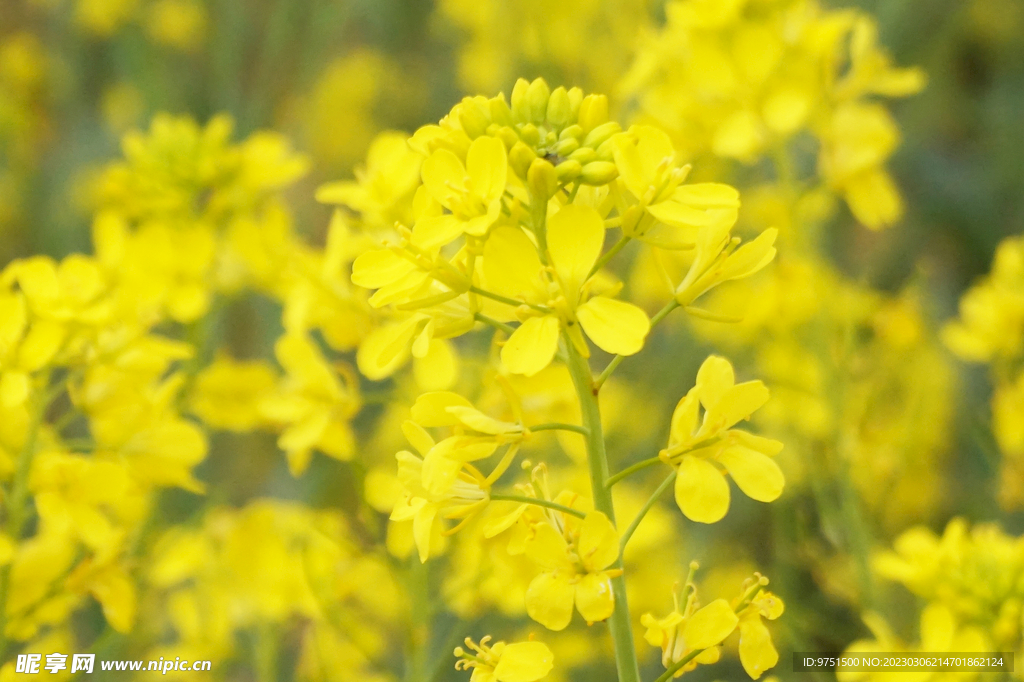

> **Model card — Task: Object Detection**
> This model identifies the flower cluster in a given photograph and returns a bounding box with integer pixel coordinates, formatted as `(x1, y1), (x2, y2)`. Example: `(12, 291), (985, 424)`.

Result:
(1, 0), (979, 677)
(321, 77), (786, 680)
(945, 235), (1024, 507)
(622, 0), (925, 230)
(842, 519), (1024, 680)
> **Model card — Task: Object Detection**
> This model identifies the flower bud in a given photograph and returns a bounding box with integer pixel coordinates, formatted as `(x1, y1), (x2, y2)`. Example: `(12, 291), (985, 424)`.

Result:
(495, 126), (520, 150)
(567, 87), (584, 119)
(547, 87), (572, 129)
(583, 121), (621, 149)
(578, 94), (609, 132)
(526, 78), (551, 124)
(528, 158), (558, 200)
(489, 95), (513, 126)
(509, 141), (537, 178)
(568, 147), (596, 165)
(458, 98), (491, 138)
(510, 79), (530, 123)
(580, 161), (618, 185)
(554, 137), (580, 157)
(555, 160), (582, 183)
(559, 124), (584, 142)
(596, 136), (620, 161)
(519, 123), (541, 147)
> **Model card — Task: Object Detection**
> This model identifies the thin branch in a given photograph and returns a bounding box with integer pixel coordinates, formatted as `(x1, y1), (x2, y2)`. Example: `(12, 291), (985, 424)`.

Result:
(469, 286), (551, 314)
(588, 235), (631, 279)
(595, 299), (680, 390)
(489, 493), (587, 519)
(529, 422), (589, 436)
(474, 312), (516, 335)
(619, 471), (675, 555)
(606, 456), (663, 488)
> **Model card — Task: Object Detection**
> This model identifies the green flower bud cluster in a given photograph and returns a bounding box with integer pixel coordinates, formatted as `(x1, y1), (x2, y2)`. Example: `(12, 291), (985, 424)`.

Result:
(450, 77), (620, 187)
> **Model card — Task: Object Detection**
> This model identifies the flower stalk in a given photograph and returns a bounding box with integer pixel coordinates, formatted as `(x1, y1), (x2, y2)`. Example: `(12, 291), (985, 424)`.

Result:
(564, 338), (641, 682)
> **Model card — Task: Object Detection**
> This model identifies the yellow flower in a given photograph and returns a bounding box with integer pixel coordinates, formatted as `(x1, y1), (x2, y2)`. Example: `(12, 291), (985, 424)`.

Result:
(189, 354), (277, 431)
(736, 588), (784, 680)
(663, 355), (784, 523)
(943, 234), (1024, 364)
(614, 126), (739, 250)
(871, 518), (1024, 651)
(259, 334), (361, 476)
(819, 103), (903, 229)
(482, 204), (650, 376)
(641, 583), (734, 677)
(840, 604), (988, 682)
(454, 635), (554, 682)
(316, 130), (423, 229)
(672, 224), (777, 308)
(523, 511), (621, 630)
(390, 416), (512, 563)
(81, 336), (208, 493)
(420, 134), (508, 242)
(145, 0), (207, 52)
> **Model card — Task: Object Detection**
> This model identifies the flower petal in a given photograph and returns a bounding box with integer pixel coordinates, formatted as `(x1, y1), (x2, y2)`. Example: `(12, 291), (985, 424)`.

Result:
(738, 614), (779, 680)
(717, 228), (778, 282)
(695, 355), (735, 409)
(578, 511), (619, 572)
(483, 227), (546, 302)
(412, 504), (438, 563)
(576, 297), (650, 356)
(674, 455), (730, 523)
(683, 599), (739, 649)
(421, 148), (466, 208)
(575, 572), (615, 624)
(673, 183), (740, 209)
(668, 389), (701, 448)
(719, 446), (785, 503)
(701, 381), (770, 434)
(494, 642), (555, 682)
(525, 571), (575, 631)
(446, 405), (522, 434)
(502, 316), (560, 376)
(466, 135), (508, 203)
(410, 391), (475, 426)
(421, 452), (462, 496)
(548, 204), (604, 297)
(525, 522), (572, 571)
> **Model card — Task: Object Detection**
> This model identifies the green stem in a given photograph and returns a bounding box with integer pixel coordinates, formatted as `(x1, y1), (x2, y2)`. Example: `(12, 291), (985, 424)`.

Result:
(469, 286), (550, 314)
(0, 371), (53, 659)
(619, 472), (675, 556)
(255, 622), (277, 682)
(489, 494), (586, 520)
(595, 300), (680, 390)
(606, 456), (663, 488)
(404, 558), (431, 682)
(563, 339), (641, 682)
(529, 422), (589, 436)
(474, 312), (516, 335)
(653, 647), (704, 682)
(588, 235), (631, 280)
(566, 182), (580, 203)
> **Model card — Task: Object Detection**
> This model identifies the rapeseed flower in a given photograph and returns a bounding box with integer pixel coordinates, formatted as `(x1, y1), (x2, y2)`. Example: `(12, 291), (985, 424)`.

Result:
(662, 356), (784, 523)
(523, 511), (621, 630)
(454, 635), (554, 682)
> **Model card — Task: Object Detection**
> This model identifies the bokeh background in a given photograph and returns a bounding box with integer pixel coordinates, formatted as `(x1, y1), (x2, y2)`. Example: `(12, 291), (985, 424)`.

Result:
(2, 0), (1024, 680)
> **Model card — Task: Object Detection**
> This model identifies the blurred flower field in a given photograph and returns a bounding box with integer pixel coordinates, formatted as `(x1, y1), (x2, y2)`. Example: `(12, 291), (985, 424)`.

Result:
(1, 0), (1024, 680)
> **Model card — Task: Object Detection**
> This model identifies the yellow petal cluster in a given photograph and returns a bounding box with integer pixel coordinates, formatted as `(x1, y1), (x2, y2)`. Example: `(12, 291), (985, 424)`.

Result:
(663, 356), (784, 523)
